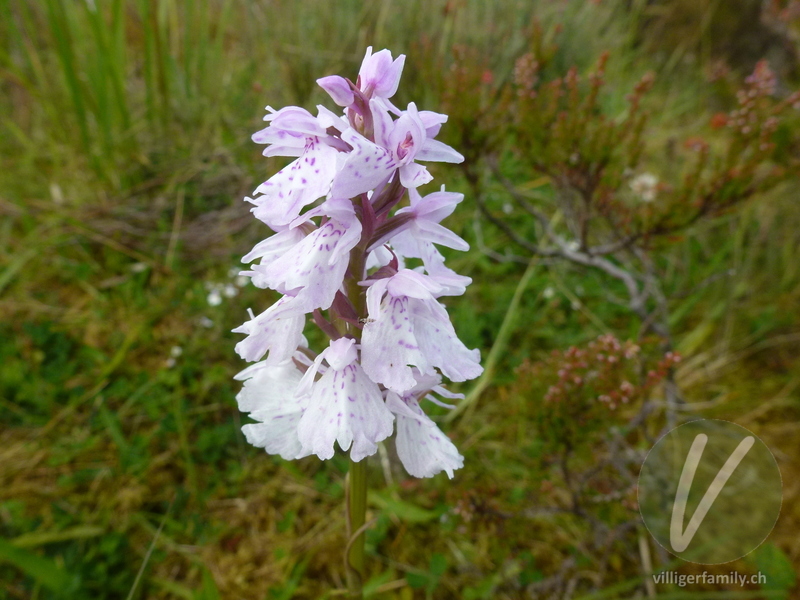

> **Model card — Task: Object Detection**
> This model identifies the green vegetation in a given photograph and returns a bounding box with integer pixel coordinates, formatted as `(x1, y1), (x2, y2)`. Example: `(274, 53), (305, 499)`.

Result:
(1, 1), (799, 598)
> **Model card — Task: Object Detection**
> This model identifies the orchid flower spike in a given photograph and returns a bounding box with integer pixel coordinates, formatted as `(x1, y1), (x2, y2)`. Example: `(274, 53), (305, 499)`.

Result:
(235, 48), (482, 481)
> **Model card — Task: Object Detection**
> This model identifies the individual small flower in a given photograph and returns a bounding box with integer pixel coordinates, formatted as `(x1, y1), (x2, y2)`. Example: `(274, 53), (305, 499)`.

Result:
(296, 338), (394, 461)
(240, 227), (308, 289)
(235, 359), (311, 460)
(249, 107), (343, 229)
(418, 245), (472, 297)
(317, 46), (406, 108)
(317, 75), (355, 107)
(361, 270), (483, 393)
(330, 101), (463, 198)
(384, 187), (469, 254)
(358, 47), (406, 100)
(233, 297), (306, 364)
(386, 375), (464, 479)
(247, 198), (361, 311)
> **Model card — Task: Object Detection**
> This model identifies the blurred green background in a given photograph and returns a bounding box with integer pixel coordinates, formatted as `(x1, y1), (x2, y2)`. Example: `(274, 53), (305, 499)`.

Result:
(1, 1), (799, 598)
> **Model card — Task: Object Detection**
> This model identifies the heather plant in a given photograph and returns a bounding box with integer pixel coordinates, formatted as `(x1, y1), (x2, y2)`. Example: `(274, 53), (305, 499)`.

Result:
(232, 47), (481, 597)
(438, 23), (800, 423)
(496, 335), (679, 595)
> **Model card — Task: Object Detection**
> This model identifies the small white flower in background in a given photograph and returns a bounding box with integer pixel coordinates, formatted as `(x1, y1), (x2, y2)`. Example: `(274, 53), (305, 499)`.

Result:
(629, 172), (659, 202)
(205, 281), (238, 305)
(543, 286), (555, 299)
(130, 262), (148, 273)
(228, 267), (250, 288)
(207, 287), (222, 306)
(165, 346), (183, 369)
(198, 316), (214, 328)
(233, 46), (482, 479)
(566, 240), (580, 252)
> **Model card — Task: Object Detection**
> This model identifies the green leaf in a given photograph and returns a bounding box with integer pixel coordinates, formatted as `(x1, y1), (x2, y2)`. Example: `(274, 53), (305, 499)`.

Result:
(11, 525), (104, 548)
(368, 491), (441, 523)
(752, 543), (796, 600)
(0, 538), (77, 592)
(429, 553), (447, 578)
(405, 572), (428, 589)
(363, 570), (394, 597)
(193, 569), (221, 600)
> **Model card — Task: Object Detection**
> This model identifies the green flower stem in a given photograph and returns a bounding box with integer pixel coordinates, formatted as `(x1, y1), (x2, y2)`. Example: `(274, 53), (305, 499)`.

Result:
(346, 455), (367, 597)
(345, 241), (368, 598)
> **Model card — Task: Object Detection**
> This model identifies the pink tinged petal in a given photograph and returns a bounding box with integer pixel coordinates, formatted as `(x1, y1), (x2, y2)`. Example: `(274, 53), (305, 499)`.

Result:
(416, 138), (464, 163)
(364, 278), (390, 318)
(404, 370), (462, 406)
(366, 245), (393, 270)
(386, 392), (463, 479)
(359, 47), (405, 99)
(302, 197), (362, 265)
(259, 215), (360, 311)
(316, 105), (350, 131)
(377, 54), (405, 98)
(297, 343), (394, 461)
(397, 188), (445, 218)
(241, 229), (304, 264)
(425, 262), (472, 297)
(418, 110), (448, 138)
(408, 298), (483, 383)
(232, 297), (306, 364)
(385, 269), (443, 299)
(262, 106), (327, 137)
(370, 99), (395, 150)
(398, 162), (432, 188)
(261, 144), (305, 159)
(241, 229), (307, 288)
(235, 360), (310, 460)
(317, 75), (355, 107)
(387, 228), (421, 259)
(412, 190), (464, 221)
(361, 271), (446, 392)
(362, 295), (433, 393)
(252, 107), (327, 156)
(388, 103), (426, 164)
(415, 220), (469, 251)
(324, 337), (358, 370)
(251, 138), (338, 228)
(372, 95), (402, 117)
(251, 126), (306, 157)
(331, 129), (397, 198)
(430, 384), (464, 401)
